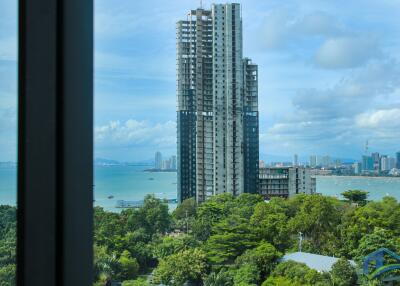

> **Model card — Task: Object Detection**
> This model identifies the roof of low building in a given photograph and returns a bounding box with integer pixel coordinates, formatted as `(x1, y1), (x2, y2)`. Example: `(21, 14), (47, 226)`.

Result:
(281, 252), (356, 272)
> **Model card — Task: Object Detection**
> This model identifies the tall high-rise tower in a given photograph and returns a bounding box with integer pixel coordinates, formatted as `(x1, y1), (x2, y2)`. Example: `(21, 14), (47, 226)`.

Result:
(177, 3), (259, 203)
(396, 151), (400, 169)
(155, 151), (162, 170)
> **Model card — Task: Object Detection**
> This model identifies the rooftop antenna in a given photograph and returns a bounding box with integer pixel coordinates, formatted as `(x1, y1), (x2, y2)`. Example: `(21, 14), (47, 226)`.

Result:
(298, 232), (303, 252)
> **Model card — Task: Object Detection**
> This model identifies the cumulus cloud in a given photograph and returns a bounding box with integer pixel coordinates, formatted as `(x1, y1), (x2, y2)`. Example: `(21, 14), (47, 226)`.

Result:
(294, 11), (345, 37)
(292, 59), (400, 120)
(258, 9), (381, 69)
(356, 108), (400, 129)
(95, 119), (176, 148)
(262, 59), (400, 156)
(259, 10), (345, 50)
(315, 36), (381, 69)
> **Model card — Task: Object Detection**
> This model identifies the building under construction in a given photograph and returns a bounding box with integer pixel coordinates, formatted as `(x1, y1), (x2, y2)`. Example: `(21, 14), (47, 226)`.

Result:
(177, 3), (259, 203)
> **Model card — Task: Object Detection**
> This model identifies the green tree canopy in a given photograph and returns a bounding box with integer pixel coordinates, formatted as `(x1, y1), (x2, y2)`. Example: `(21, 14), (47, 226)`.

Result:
(232, 263), (259, 286)
(152, 235), (199, 259)
(330, 257), (358, 286)
(268, 260), (328, 286)
(287, 195), (342, 255)
(235, 241), (281, 280)
(118, 250), (140, 281)
(342, 190), (369, 205)
(352, 227), (399, 263)
(173, 197), (197, 220)
(203, 268), (233, 286)
(250, 200), (290, 251)
(153, 248), (208, 286)
(341, 196), (400, 256)
(204, 214), (258, 264)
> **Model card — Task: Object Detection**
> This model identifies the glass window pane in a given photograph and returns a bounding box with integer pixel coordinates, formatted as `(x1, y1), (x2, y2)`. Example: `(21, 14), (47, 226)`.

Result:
(0, 0), (17, 284)
(93, 1), (400, 285)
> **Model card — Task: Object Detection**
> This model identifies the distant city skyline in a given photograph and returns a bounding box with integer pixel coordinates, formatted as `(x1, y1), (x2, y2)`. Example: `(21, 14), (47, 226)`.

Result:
(1, 0), (400, 162)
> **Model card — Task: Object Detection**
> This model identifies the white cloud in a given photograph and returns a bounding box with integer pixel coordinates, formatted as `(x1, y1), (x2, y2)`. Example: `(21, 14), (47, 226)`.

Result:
(261, 59), (400, 157)
(295, 11), (345, 36)
(315, 36), (380, 69)
(356, 108), (400, 129)
(292, 59), (400, 120)
(259, 10), (346, 50)
(95, 119), (176, 148)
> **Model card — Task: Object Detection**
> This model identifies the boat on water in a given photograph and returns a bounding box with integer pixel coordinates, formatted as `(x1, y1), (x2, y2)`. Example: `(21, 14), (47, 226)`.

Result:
(107, 195), (114, 199)
(148, 178), (155, 181)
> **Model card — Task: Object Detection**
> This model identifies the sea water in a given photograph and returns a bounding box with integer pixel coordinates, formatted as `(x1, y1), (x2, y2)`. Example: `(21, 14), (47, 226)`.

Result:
(1, 165), (400, 211)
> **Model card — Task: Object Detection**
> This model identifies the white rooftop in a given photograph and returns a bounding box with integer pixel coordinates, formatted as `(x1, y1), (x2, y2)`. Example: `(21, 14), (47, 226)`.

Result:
(281, 252), (356, 272)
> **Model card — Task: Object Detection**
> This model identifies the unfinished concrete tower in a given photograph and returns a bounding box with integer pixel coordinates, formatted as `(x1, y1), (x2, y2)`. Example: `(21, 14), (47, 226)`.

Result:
(177, 3), (259, 203)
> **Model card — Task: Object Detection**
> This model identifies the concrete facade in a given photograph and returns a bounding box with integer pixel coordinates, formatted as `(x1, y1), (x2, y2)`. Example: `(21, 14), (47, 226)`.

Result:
(177, 4), (259, 203)
(259, 167), (316, 199)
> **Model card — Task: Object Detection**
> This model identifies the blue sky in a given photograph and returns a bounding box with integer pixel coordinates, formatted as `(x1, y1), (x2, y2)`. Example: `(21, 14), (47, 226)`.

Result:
(1, 0), (400, 162)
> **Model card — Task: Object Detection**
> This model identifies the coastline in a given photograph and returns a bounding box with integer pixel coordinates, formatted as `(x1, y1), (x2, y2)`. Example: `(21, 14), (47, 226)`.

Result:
(316, 175), (400, 180)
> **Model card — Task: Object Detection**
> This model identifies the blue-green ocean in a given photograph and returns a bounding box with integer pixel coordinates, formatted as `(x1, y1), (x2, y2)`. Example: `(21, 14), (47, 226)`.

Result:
(1, 165), (400, 211)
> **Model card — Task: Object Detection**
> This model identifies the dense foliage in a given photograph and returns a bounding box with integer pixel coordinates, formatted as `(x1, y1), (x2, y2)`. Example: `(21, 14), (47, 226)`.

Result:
(0, 192), (399, 285)
(0, 205), (16, 286)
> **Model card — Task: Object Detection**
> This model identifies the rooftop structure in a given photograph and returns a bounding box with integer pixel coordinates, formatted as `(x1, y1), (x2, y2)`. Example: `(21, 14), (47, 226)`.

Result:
(282, 252), (356, 272)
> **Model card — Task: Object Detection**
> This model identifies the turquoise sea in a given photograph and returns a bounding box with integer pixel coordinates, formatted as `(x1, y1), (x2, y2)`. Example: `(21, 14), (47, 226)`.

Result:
(1, 165), (400, 211)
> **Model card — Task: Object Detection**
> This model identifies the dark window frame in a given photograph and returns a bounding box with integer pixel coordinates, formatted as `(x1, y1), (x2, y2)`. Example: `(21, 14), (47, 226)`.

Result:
(17, 0), (93, 285)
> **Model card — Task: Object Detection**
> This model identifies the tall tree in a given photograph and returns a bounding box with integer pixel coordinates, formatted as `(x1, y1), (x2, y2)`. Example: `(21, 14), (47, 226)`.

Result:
(341, 190), (369, 206)
(330, 258), (358, 286)
(153, 248), (208, 286)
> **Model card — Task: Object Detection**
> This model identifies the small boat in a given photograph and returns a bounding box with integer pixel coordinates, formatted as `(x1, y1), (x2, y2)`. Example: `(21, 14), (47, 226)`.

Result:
(148, 178), (155, 181)
(107, 195), (114, 199)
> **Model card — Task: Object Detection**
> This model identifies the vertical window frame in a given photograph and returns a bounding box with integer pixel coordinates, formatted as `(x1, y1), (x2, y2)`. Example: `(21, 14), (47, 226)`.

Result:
(17, 0), (94, 285)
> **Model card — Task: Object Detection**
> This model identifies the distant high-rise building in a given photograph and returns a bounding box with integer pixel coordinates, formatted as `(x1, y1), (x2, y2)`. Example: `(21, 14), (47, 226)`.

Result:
(396, 152), (400, 169)
(388, 157), (396, 170)
(333, 159), (342, 168)
(162, 159), (171, 170)
(371, 152), (380, 172)
(320, 156), (331, 167)
(171, 156), (177, 170)
(353, 162), (362, 174)
(309, 155), (317, 168)
(293, 154), (298, 166)
(362, 155), (374, 171)
(380, 155), (389, 171)
(177, 3), (259, 203)
(155, 151), (162, 170)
